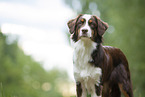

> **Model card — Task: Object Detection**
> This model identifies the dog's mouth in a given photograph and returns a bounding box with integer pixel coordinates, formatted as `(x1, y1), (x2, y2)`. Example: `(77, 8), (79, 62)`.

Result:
(79, 36), (92, 40)
(80, 33), (90, 38)
(79, 33), (92, 40)
(81, 35), (88, 37)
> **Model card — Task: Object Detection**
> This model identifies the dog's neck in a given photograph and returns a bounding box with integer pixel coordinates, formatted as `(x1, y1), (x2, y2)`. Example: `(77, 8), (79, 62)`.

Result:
(73, 38), (97, 67)
(72, 37), (105, 68)
(73, 37), (97, 50)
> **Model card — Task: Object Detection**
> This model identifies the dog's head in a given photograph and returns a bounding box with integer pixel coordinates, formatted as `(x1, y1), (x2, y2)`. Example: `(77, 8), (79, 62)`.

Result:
(67, 14), (108, 43)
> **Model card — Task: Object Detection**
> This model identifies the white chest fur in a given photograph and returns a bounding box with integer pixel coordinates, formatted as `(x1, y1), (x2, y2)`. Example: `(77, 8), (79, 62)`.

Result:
(73, 38), (102, 94)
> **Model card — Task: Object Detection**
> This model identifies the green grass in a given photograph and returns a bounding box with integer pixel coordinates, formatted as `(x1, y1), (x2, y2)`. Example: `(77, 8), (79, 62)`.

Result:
(0, 83), (12, 97)
(0, 83), (4, 97)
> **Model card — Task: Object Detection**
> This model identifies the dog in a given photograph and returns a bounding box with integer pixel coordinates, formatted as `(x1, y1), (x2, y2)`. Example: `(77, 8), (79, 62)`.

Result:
(67, 14), (133, 97)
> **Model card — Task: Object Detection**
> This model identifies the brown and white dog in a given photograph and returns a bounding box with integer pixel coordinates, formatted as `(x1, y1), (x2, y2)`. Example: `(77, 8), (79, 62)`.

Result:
(67, 14), (133, 97)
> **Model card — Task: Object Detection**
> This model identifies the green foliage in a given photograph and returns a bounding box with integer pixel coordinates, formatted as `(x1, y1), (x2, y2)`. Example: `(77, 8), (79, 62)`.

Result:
(0, 31), (69, 97)
(64, 0), (145, 96)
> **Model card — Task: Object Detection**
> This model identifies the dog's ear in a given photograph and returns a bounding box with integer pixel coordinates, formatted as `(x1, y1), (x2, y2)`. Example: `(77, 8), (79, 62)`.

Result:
(94, 16), (108, 36)
(67, 14), (82, 34)
(67, 19), (75, 34)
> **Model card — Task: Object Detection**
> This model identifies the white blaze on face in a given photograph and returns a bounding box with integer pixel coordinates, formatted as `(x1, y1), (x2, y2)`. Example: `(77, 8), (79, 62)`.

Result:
(79, 14), (92, 38)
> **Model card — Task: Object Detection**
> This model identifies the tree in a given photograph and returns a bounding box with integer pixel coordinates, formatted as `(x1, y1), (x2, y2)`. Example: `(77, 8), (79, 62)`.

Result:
(0, 31), (69, 97)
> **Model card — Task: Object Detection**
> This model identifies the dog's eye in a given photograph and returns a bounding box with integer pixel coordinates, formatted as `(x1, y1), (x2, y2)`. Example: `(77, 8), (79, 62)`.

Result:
(89, 19), (93, 24)
(81, 19), (85, 23)
(77, 19), (85, 25)
(89, 20), (96, 28)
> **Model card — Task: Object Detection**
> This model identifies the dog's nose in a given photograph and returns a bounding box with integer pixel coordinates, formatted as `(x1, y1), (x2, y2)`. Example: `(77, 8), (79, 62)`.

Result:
(82, 29), (88, 34)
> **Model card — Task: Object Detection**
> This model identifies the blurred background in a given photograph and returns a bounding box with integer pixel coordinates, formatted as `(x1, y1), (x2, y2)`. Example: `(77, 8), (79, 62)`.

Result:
(0, 0), (145, 97)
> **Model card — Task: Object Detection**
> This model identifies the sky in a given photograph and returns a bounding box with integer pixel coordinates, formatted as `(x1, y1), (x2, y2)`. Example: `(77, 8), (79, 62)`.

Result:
(0, 0), (76, 79)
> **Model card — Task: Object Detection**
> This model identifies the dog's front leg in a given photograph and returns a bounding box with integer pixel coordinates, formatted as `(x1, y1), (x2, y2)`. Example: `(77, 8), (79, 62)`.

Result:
(76, 82), (87, 97)
(90, 84), (101, 97)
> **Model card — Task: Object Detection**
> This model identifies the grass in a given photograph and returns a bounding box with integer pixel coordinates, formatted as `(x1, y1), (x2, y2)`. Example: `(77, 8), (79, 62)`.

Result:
(0, 83), (13, 97)
(0, 82), (4, 97)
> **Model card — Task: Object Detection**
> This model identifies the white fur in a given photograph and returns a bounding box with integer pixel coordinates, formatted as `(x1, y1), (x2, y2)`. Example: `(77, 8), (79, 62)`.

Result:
(79, 14), (92, 38)
(73, 37), (102, 97)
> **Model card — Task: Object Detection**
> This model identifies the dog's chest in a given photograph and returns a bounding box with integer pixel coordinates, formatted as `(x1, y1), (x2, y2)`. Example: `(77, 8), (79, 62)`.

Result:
(73, 39), (102, 84)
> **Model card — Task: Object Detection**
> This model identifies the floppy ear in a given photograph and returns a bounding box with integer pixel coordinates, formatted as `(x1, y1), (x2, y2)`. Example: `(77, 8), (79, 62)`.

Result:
(67, 19), (76, 34)
(94, 16), (108, 36)
(67, 14), (82, 34)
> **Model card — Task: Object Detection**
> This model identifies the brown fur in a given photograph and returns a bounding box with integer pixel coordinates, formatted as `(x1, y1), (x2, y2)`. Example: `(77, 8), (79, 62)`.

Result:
(92, 46), (133, 97)
(76, 82), (82, 97)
